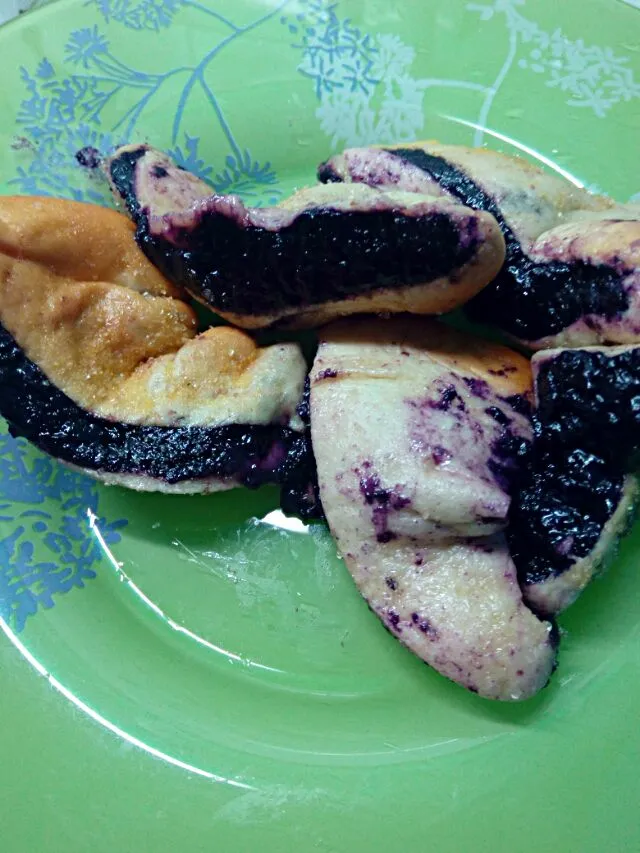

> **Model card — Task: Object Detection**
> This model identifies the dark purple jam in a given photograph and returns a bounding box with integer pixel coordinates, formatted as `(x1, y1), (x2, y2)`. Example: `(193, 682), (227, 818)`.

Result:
(75, 146), (102, 170)
(107, 146), (147, 222)
(505, 345), (640, 590)
(319, 148), (630, 341)
(317, 161), (342, 183)
(356, 463), (410, 542)
(508, 347), (640, 587)
(500, 394), (533, 419)
(433, 384), (463, 411)
(0, 323), (320, 517)
(488, 429), (532, 494)
(135, 205), (477, 318)
(485, 406), (512, 427)
(280, 377), (322, 519)
(508, 436), (625, 584)
(410, 612), (437, 637)
(462, 376), (490, 398)
(316, 368), (338, 380)
(467, 258), (628, 342)
(535, 348), (640, 470)
(387, 609), (401, 631)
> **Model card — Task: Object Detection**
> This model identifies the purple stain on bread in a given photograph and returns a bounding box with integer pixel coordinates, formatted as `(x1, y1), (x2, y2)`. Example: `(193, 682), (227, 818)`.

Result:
(411, 612), (438, 638)
(387, 609), (402, 632)
(463, 376), (490, 399)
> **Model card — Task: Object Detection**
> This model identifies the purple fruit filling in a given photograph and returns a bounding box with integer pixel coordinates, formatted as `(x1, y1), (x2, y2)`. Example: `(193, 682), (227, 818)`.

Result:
(135, 209), (478, 318)
(317, 161), (343, 184)
(509, 438), (624, 584)
(108, 146), (148, 222)
(387, 609), (401, 631)
(500, 394), (533, 418)
(469, 258), (629, 342)
(410, 612), (437, 637)
(319, 148), (630, 341)
(488, 429), (532, 492)
(356, 463), (410, 542)
(316, 368), (338, 380)
(462, 376), (490, 398)
(535, 347), (640, 470)
(432, 384), (464, 412)
(485, 406), (512, 427)
(510, 347), (640, 586)
(383, 149), (630, 341)
(75, 146), (102, 170)
(281, 377), (323, 519)
(0, 323), (320, 517)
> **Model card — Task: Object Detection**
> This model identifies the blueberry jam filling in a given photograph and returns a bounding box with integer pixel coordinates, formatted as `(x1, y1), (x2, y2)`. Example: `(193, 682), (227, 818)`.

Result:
(467, 259), (628, 342)
(75, 146), (102, 170)
(0, 323), (318, 515)
(317, 161), (343, 183)
(508, 347), (640, 587)
(107, 147), (147, 223)
(280, 378), (323, 519)
(535, 348), (640, 470)
(488, 430), (531, 494)
(508, 437), (625, 585)
(319, 148), (630, 341)
(135, 205), (478, 317)
(356, 462), (410, 543)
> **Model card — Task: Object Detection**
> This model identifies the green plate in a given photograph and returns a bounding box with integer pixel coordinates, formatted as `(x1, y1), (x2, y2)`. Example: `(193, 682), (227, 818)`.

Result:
(1, 1), (639, 850)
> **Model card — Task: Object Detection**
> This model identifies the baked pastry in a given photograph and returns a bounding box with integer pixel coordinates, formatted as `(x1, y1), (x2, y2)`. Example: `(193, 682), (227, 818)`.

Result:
(510, 443), (637, 617)
(310, 316), (557, 701)
(0, 196), (311, 496)
(106, 143), (213, 222)
(106, 144), (506, 329)
(318, 143), (640, 350)
(510, 345), (640, 615)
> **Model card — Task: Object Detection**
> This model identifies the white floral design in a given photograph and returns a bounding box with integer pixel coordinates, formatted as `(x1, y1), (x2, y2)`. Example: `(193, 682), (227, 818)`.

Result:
(290, 0), (639, 151)
(469, 0), (640, 118)
(288, 3), (491, 148)
(314, 58), (428, 148)
(290, 6), (429, 148)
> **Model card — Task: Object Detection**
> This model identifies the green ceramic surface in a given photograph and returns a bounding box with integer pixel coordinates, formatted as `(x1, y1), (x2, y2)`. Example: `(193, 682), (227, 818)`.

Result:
(0, 1), (639, 850)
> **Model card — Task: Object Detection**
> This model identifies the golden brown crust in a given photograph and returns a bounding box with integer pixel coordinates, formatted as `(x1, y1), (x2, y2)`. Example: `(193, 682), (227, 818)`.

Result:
(0, 195), (182, 296)
(319, 315), (532, 398)
(0, 196), (306, 428)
